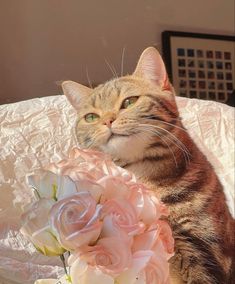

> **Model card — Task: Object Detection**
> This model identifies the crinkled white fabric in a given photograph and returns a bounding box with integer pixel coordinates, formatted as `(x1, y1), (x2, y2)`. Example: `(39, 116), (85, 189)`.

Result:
(0, 95), (234, 284)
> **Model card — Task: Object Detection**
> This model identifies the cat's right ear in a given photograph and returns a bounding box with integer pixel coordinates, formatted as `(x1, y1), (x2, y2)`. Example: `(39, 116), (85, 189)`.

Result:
(133, 47), (172, 91)
(62, 80), (92, 109)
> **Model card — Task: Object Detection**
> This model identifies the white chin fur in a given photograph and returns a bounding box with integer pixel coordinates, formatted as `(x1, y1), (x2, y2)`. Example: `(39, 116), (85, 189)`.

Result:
(100, 133), (149, 162)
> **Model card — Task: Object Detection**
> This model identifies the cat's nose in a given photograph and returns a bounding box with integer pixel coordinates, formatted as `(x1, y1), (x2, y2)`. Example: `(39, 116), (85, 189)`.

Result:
(103, 118), (115, 128)
(103, 113), (116, 127)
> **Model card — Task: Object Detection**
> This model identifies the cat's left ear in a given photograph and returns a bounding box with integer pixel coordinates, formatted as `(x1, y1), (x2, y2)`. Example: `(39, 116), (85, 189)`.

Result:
(133, 47), (171, 91)
(62, 80), (92, 109)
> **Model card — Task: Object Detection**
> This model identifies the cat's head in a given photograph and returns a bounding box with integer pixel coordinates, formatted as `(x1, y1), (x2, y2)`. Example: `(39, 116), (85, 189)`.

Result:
(62, 47), (179, 164)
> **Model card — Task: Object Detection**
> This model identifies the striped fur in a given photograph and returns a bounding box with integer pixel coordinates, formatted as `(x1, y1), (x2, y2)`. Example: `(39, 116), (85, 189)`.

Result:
(63, 48), (234, 283)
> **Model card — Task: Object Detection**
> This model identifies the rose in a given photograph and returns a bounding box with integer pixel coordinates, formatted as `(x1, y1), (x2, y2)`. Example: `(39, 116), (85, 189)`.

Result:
(20, 147), (174, 283)
(129, 184), (169, 225)
(20, 198), (65, 256)
(73, 236), (132, 277)
(144, 253), (169, 284)
(47, 148), (112, 181)
(130, 220), (174, 284)
(157, 220), (175, 256)
(98, 176), (133, 202)
(34, 275), (71, 284)
(100, 198), (145, 238)
(116, 251), (154, 284)
(69, 257), (114, 284)
(99, 178), (168, 226)
(50, 192), (102, 250)
(64, 148), (131, 181)
(29, 168), (103, 203)
(115, 221), (174, 284)
(27, 170), (77, 201)
(47, 148), (135, 183)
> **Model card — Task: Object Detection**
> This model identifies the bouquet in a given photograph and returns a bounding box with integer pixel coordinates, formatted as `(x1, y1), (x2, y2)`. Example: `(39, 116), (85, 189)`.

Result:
(20, 148), (174, 284)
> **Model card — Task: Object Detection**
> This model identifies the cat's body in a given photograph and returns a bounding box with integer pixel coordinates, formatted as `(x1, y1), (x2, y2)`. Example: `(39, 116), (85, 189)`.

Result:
(62, 47), (234, 283)
(123, 113), (234, 284)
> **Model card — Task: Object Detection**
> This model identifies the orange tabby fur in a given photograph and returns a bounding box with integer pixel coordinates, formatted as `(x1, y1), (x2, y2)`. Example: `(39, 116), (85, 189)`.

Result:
(62, 47), (234, 283)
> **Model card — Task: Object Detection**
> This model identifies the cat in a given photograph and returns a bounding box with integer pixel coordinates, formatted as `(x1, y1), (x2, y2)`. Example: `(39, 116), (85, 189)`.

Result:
(62, 47), (234, 283)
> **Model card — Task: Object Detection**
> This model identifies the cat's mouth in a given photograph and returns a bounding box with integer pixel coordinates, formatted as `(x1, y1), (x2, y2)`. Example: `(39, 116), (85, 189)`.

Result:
(107, 132), (129, 141)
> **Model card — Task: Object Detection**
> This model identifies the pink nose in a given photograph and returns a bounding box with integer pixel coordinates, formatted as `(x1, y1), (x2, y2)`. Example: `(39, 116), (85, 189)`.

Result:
(103, 118), (114, 127)
(104, 118), (114, 127)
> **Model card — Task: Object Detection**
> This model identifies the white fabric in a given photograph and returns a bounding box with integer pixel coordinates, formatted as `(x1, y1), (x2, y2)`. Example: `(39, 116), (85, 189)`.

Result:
(0, 95), (234, 284)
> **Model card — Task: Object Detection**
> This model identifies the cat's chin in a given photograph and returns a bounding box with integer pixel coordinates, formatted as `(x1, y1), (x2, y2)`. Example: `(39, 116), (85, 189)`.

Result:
(107, 133), (129, 142)
(99, 134), (129, 158)
(105, 134), (130, 151)
(101, 133), (146, 163)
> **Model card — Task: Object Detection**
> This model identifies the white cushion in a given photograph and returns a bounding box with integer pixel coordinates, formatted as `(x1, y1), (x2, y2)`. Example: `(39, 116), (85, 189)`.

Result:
(0, 95), (234, 283)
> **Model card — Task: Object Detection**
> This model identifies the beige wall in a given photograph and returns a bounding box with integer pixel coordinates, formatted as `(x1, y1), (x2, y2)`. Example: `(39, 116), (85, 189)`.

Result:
(0, 0), (234, 104)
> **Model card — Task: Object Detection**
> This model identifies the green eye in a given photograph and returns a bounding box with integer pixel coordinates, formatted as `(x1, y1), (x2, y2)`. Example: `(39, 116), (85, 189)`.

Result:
(84, 113), (100, 123)
(121, 96), (138, 109)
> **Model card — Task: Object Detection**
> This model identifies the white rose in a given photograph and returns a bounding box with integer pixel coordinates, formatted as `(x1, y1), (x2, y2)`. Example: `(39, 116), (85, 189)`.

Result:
(20, 198), (65, 256)
(69, 256), (114, 284)
(35, 275), (71, 284)
(27, 170), (77, 201)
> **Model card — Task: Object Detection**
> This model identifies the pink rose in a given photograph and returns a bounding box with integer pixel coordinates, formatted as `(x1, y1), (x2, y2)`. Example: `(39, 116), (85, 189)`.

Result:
(157, 220), (175, 256)
(69, 148), (134, 181)
(69, 148), (109, 162)
(47, 148), (135, 184)
(132, 220), (174, 284)
(144, 253), (169, 284)
(79, 237), (132, 277)
(100, 198), (145, 238)
(116, 251), (153, 284)
(133, 220), (174, 258)
(98, 176), (132, 203)
(98, 177), (145, 212)
(47, 148), (110, 180)
(20, 147), (174, 283)
(50, 192), (102, 250)
(144, 242), (170, 284)
(130, 184), (169, 225)
(68, 256), (114, 284)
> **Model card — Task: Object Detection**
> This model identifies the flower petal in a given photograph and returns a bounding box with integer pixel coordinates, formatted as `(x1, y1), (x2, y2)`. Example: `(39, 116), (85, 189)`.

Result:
(70, 257), (114, 284)
(28, 170), (58, 199)
(56, 175), (77, 200)
(116, 251), (153, 284)
(20, 198), (65, 256)
(35, 275), (73, 284)
(28, 170), (77, 201)
(75, 179), (103, 202)
(50, 193), (102, 250)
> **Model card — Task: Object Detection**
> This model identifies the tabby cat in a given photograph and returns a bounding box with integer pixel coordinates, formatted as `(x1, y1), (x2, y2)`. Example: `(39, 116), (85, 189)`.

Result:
(62, 47), (234, 283)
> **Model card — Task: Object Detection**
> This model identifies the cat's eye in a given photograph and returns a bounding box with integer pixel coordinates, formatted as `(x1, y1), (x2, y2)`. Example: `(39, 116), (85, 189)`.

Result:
(121, 96), (138, 109)
(84, 113), (100, 123)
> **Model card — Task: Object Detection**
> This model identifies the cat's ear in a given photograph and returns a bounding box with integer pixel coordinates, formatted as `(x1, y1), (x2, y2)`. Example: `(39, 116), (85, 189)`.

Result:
(133, 47), (171, 91)
(62, 81), (92, 109)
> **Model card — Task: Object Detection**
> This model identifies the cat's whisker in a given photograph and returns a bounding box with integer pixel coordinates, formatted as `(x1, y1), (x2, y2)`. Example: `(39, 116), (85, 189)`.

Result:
(139, 123), (187, 151)
(137, 128), (178, 168)
(85, 66), (93, 88)
(104, 58), (118, 78)
(120, 46), (126, 77)
(141, 114), (183, 123)
(138, 124), (190, 165)
(141, 117), (188, 133)
(139, 123), (191, 157)
(138, 126), (182, 167)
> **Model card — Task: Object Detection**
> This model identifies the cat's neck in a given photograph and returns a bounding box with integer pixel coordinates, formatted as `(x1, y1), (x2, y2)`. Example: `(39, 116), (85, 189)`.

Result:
(120, 131), (200, 185)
